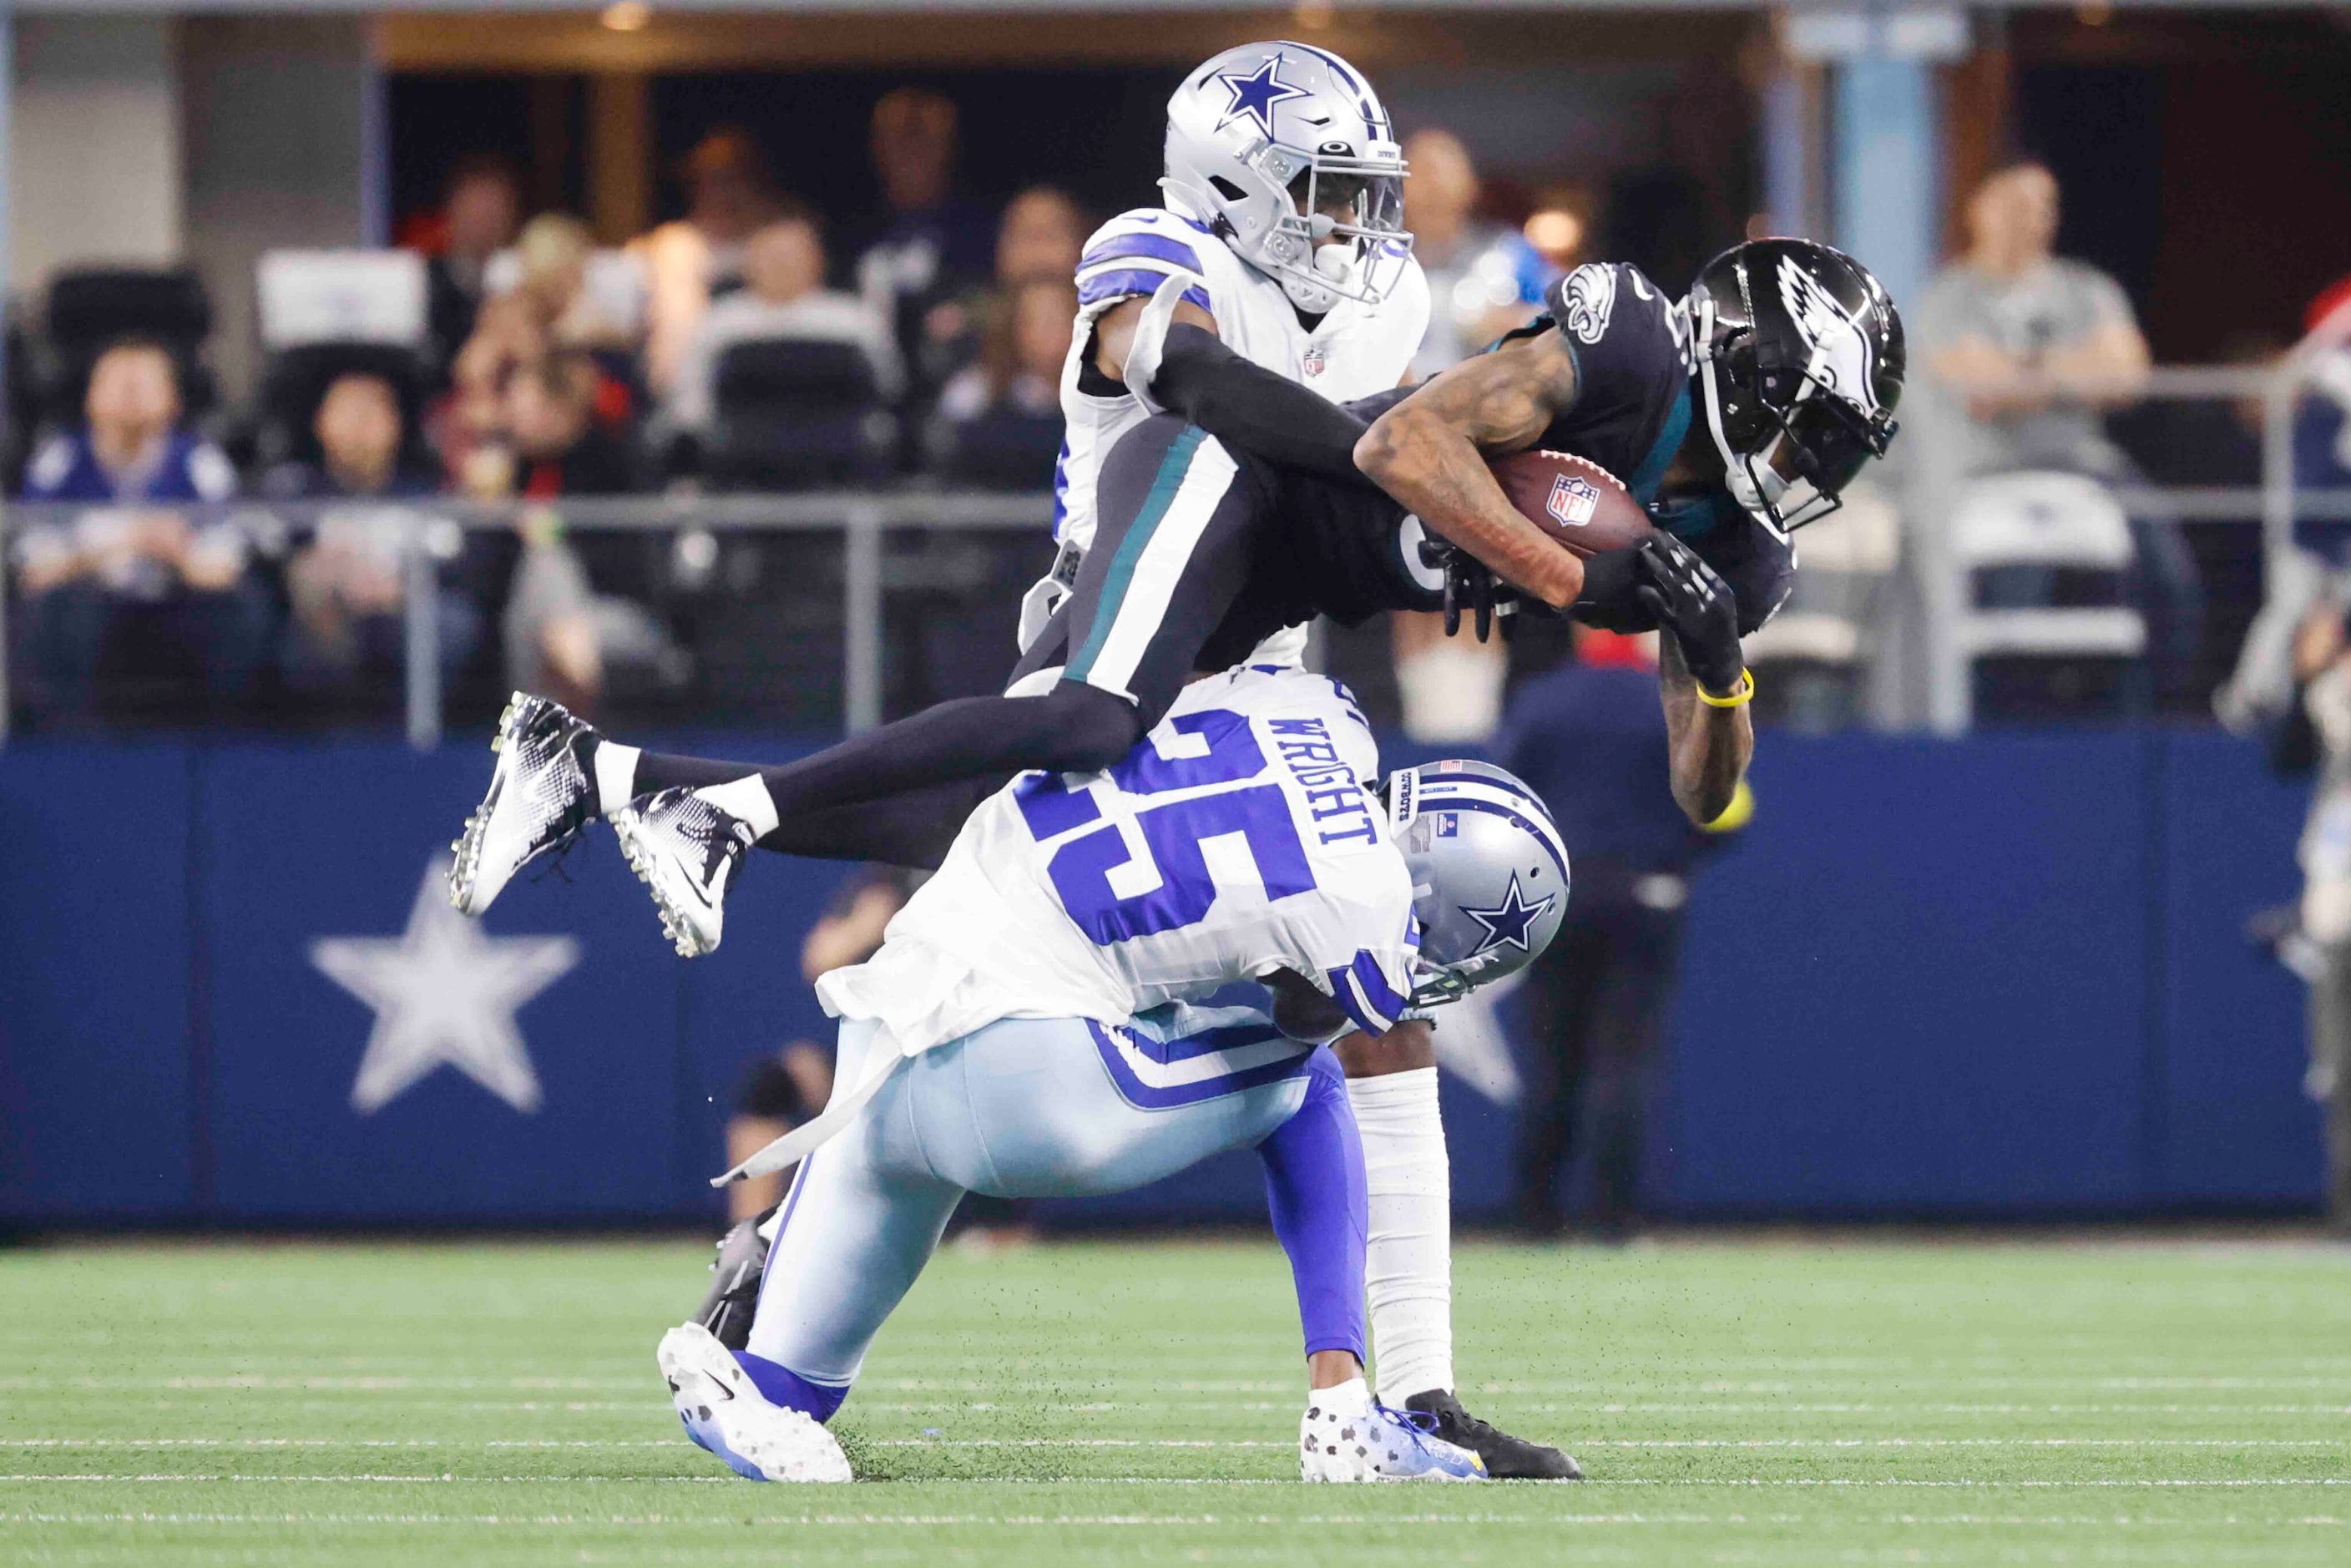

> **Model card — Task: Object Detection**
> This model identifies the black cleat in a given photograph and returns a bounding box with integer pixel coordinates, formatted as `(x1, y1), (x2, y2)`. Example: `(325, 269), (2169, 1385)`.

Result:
(694, 1206), (776, 1352)
(1403, 1388), (1583, 1479)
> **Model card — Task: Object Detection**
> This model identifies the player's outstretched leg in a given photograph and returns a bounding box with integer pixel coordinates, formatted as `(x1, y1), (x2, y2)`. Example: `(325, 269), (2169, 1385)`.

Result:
(1299, 1376), (1486, 1483)
(610, 785), (766, 957)
(656, 1321), (852, 1483)
(448, 692), (599, 916)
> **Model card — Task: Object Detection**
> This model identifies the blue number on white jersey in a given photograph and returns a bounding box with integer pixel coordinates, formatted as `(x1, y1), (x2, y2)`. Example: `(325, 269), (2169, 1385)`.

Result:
(1014, 709), (1315, 944)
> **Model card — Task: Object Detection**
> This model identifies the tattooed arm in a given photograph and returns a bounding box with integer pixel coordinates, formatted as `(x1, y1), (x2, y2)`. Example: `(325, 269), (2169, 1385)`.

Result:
(1656, 629), (1752, 826)
(1352, 331), (1585, 606)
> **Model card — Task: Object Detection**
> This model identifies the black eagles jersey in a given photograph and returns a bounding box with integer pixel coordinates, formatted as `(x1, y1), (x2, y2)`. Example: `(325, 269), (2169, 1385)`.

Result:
(1508, 262), (1695, 506)
(1167, 260), (1787, 669)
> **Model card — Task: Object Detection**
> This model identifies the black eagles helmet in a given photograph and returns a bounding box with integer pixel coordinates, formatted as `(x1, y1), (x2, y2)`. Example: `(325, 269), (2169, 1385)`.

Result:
(1686, 239), (1904, 538)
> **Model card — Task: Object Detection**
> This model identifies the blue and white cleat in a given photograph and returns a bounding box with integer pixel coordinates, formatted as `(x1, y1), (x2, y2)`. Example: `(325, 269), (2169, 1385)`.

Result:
(1299, 1380), (1488, 1482)
(610, 788), (754, 958)
(655, 1322), (852, 1483)
(449, 692), (597, 916)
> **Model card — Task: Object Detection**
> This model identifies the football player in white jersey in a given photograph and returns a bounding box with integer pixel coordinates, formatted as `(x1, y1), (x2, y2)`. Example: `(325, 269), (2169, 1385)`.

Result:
(448, 43), (1585, 1478)
(1033, 39), (1427, 645)
(651, 666), (1567, 1485)
(447, 40), (1442, 936)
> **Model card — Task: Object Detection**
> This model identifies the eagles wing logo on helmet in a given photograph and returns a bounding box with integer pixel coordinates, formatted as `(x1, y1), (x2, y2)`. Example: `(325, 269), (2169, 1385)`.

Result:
(1560, 264), (1618, 346)
(1776, 254), (1883, 418)
(1213, 55), (1310, 138)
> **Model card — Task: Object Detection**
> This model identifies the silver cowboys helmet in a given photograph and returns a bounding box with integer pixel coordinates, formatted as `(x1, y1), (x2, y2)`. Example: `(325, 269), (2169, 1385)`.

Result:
(1162, 40), (1412, 315)
(1383, 760), (1570, 1007)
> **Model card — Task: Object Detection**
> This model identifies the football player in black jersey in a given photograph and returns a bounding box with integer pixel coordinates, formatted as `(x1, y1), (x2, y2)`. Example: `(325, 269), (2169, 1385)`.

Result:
(442, 236), (1903, 1480)
(484, 240), (1898, 923)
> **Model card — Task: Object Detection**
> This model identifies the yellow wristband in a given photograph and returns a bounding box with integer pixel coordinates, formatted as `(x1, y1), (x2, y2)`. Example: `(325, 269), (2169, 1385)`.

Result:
(1696, 669), (1754, 708)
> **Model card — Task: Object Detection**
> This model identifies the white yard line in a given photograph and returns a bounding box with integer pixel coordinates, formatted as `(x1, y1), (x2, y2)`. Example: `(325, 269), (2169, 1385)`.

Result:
(2, 1435), (2343, 1449)
(4, 1474), (2348, 1489)
(0, 1510), (2344, 1528)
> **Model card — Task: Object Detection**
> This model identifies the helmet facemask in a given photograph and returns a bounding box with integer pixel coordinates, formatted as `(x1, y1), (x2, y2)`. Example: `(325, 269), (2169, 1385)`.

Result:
(1250, 141), (1412, 313)
(1690, 265), (1901, 541)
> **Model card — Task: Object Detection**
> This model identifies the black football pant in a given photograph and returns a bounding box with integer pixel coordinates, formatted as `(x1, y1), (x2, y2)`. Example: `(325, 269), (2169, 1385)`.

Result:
(622, 417), (1277, 867)
(1514, 871), (1687, 1233)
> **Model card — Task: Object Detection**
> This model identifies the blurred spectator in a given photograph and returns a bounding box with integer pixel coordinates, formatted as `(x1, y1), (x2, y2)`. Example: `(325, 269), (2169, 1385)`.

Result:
(721, 867), (915, 1219)
(421, 154), (523, 378)
(264, 371), (439, 503)
(1388, 131), (1551, 743)
(1916, 160), (2202, 707)
(437, 292), (546, 494)
(635, 129), (783, 397)
(994, 185), (1087, 287)
(665, 203), (899, 438)
(488, 355), (673, 714)
(2269, 588), (2351, 1234)
(1494, 627), (1744, 1237)
(510, 214), (636, 352)
(854, 89), (998, 398)
(923, 185), (1087, 363)
(1404, 129), (1552, 380)
(265, 372), (480, 704)
(925, 276), (1075, 488)
(2296, 277), (2351, 521)
(496, 351), (639, 500)
(9, 338), (267, 727)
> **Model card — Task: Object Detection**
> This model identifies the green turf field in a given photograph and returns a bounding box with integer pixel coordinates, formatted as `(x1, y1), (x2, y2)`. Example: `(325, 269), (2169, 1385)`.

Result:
(2, 1236), (2346, 1565)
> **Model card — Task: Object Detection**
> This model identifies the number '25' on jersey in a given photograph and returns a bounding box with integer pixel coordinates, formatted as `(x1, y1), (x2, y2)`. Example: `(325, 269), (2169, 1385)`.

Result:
(817, 666), (1422, 1059)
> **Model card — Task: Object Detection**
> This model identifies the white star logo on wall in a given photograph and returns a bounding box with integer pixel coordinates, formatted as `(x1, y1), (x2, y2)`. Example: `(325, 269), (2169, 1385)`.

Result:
(311, 857), (579, 1115)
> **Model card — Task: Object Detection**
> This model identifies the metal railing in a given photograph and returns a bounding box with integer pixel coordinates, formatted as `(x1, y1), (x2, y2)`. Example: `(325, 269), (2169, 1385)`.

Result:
(0, 490), (1055, 750)
(1913, 302), (2351, 731)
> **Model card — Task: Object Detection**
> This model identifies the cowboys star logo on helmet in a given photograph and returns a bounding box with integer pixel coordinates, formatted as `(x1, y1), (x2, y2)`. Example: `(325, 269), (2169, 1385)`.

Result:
(1214, 54), (1310, 138)
(1459, 873), (1557, 957)
(1777, 254), (1884, 418)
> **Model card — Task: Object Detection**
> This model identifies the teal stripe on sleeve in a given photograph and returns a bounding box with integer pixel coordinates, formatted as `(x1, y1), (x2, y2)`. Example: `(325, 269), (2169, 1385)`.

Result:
(1628, 383), (1691, 505)
(1066, 426), (1207, 683)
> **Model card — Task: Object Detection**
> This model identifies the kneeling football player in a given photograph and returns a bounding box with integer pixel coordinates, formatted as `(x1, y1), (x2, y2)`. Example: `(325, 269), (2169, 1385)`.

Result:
(655, 666), (1566, 1482)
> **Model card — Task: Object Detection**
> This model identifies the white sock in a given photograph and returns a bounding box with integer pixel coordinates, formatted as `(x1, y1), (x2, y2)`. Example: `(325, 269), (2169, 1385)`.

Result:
(695, 776), (781, 841)
(1347, 1067), (1454, 1404)
(591, 741), (641, 817)
(1308, 1375), (1372, 1418)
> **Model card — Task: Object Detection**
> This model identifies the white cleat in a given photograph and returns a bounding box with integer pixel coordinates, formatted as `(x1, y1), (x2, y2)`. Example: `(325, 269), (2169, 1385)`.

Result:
(657, 1322), (851, 1483)
(609, 787), (754, 958)
(1300, 1383), (1488, 1483)
(449, 691), (598, 916)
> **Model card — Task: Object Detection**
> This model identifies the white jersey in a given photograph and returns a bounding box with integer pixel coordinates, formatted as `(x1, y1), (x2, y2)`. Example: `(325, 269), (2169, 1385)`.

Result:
(819, 666), (1419, 1059)
(1052, 203), (1430, 554)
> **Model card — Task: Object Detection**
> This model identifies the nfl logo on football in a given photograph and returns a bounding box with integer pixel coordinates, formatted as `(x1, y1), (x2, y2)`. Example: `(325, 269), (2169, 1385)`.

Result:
(1546, 473), (1600, 529)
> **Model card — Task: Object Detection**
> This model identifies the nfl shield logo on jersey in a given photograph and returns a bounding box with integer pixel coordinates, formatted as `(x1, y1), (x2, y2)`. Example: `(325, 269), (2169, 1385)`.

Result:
(1546, 473), (1600, 529)
(1302, 344), (1328, 377)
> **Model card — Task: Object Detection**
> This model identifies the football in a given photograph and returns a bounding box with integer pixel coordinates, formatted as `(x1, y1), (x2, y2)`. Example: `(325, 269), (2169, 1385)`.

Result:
(1487, 448), (1653, 559)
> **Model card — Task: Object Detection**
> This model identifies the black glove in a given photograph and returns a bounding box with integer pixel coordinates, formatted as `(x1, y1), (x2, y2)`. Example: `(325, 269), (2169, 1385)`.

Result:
(1632, 532), (1745, 695)
(1418, 534), (1518, 642)
(1570, 539), (1661, 633)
